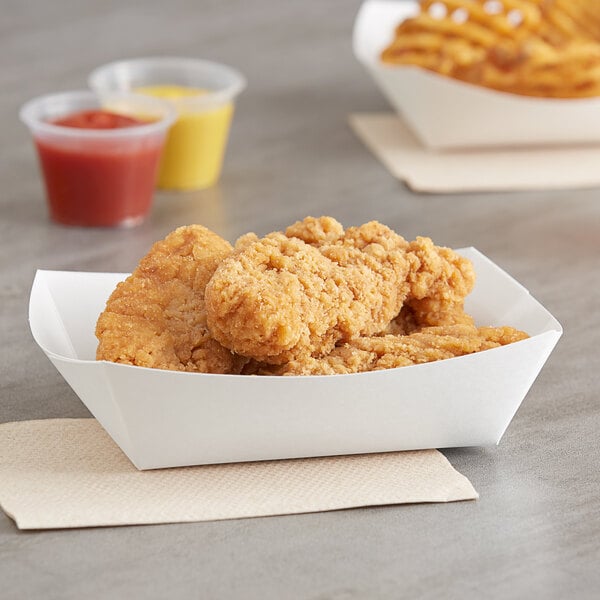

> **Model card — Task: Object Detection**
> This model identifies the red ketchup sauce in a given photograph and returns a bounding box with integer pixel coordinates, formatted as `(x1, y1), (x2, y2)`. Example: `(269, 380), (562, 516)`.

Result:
(35, 110), (163, 227)
(51, 110), (146, 129)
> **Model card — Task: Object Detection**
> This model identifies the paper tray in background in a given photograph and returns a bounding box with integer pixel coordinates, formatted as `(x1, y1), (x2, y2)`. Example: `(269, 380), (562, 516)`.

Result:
(353, 0), (600, 149)
(29, 248), (562, 470)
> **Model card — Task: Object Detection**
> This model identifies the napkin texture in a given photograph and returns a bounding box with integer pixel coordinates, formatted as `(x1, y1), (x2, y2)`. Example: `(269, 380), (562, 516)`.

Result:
(0, 419), (477, 529)
(350, 113), (600, 193)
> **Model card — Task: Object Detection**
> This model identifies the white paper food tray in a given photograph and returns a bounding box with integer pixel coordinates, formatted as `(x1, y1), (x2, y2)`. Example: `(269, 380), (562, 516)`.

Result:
(29, 248), (561, 470)
(353, 0), (600, 149)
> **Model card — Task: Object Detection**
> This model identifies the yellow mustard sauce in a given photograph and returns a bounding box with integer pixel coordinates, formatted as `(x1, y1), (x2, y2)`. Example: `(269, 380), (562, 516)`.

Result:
(136, 85), (233, 190)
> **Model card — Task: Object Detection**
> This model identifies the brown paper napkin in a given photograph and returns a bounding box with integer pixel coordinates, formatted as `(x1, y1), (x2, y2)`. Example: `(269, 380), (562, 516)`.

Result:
(349, 112), (600, 193)
(0, 419), (477, 529)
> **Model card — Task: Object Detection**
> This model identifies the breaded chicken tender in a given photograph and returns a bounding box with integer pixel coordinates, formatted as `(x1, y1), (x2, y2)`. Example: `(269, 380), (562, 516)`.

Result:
(386, 303), (475, 335)
(96, 225), (246, 374)
(96, 217), (529, 377)
(263, 325), (529, 376)
(286, 221), (476, 332)
(383, 236), (477, 333)
(404, 236), (476, 325)
(205, 217), (411, 364)
(406, 237), (475, 303)
(285, 215), (345, 246)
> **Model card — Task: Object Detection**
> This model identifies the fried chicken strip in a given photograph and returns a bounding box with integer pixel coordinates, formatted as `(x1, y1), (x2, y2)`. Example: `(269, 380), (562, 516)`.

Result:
(383, 236), (477, 334)
(289, 223), (477, 334)
(387, 301), (475, 335)
(404, 236), (476, 328)
(96, 225), (246, 374)
(263, 325), (529, 376)
(205, 217), (411, 364)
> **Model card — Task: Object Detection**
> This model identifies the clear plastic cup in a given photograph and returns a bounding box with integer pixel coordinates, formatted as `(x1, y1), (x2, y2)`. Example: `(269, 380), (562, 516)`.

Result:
(88, 57), (247, 191)
(20, 90), (176, 227)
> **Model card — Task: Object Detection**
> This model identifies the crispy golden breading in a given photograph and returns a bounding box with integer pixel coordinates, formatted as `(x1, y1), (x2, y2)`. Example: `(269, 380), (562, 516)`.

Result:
(398, 236), (476, 330)
(286, 224), (476, 331)
(205, 217), (411, 364)
(406, 236), (475, 306)
(263, 325), (529, 376)
(387, 302), (474, 335)
(285, 215), (345, 246)
(233, 232), (259, 251)
(406, 299), (476, 328)
(97, 217), (530, 376)
(95, 225), (247, 374)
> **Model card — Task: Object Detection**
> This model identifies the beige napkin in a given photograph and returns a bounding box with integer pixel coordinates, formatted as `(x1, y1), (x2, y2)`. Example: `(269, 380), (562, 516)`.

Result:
(0, 419), (477, 529)
(350, 112), (600, 193)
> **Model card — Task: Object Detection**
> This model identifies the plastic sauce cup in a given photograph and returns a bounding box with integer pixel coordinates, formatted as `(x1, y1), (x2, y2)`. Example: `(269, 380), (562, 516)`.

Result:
(89, 58), (246, 191)
(20, 91), (176, 227)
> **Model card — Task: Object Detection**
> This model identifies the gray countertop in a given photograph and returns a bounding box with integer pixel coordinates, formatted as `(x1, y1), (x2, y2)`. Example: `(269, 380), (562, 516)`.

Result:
(1, 1), (599, 598)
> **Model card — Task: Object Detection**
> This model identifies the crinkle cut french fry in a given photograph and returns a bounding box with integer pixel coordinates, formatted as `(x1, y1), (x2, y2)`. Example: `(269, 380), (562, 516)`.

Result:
(400, 13), (500, 47)
(550, 0), (600, 40)
(381, 0), (600, 98)
(420, 0), (540, 37)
